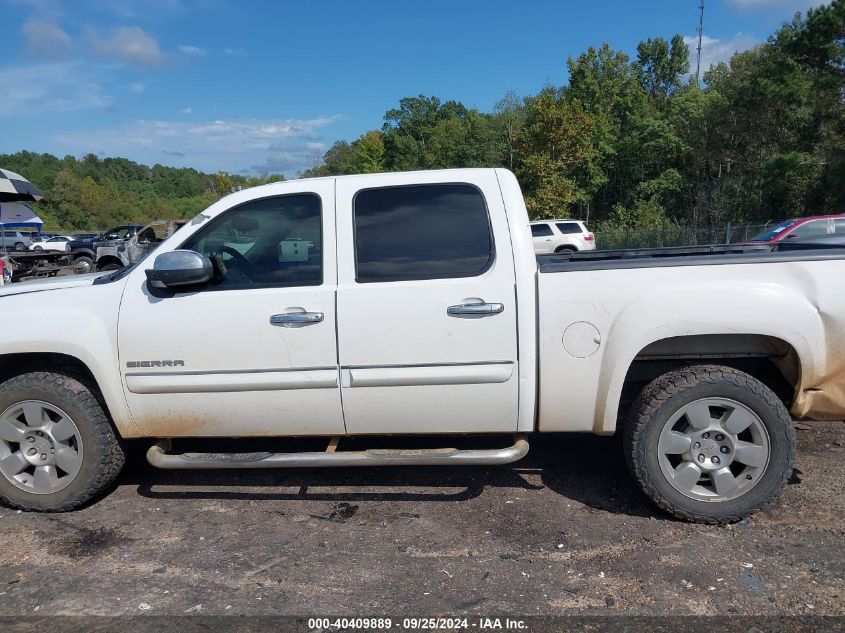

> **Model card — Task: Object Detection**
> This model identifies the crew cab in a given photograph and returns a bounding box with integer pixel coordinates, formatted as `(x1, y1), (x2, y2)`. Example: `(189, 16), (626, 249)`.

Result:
(1, 169), (843, 521)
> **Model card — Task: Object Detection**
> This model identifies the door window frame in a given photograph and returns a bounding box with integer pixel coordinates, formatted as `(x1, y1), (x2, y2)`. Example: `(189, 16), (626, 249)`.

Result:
(351, 182), (496, 284)
(174, 192), (325, 293)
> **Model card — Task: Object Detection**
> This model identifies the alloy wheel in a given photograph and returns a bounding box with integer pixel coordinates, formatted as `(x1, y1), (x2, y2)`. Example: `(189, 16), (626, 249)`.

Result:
(0, 400), (84, 494)
(657, 397), (770, 502)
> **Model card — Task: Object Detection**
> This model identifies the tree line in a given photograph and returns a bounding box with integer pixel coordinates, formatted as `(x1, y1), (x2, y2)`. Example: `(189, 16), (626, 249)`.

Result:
(1, 1), (842, 233)
(304, 1), (844, 231)
(0, 152), (283, 232)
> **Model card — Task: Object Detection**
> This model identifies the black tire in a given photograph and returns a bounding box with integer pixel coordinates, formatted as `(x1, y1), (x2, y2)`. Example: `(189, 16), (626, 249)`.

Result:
(98, 263), (122, 272)
(554, 245), (577, 254)
(624, 365), (795, 524)
(0, 372), (125, 511)
(33, 245), (43, 252)
(13, 242), (25, 252)
(73, 256), (93, 274)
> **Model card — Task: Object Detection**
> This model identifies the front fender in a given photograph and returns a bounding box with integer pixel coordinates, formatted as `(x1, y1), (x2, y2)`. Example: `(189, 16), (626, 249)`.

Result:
(0, 281), (141, 437)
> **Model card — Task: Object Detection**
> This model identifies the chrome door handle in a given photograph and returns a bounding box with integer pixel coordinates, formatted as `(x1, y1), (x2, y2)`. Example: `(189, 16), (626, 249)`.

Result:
(270, 312), (324, 326)
(447, 302), (504, 316)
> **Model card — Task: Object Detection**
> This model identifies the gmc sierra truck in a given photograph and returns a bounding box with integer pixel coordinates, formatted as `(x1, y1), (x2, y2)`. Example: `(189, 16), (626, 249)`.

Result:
(1, 169), (843, 522)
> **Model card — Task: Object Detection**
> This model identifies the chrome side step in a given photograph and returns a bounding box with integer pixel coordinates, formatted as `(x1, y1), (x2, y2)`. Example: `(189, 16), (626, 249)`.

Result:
(146, 437), (529, 470)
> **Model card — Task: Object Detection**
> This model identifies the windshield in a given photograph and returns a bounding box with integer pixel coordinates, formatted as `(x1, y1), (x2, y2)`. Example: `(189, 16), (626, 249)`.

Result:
(750, 220), (796, 241)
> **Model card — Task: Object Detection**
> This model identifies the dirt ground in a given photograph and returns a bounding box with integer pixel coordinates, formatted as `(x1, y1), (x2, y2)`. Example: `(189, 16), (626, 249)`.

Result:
(0, 421), (842, 620)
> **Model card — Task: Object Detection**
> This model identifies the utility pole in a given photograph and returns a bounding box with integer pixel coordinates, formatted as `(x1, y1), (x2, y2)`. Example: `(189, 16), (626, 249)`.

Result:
(696, 0), (705, 84)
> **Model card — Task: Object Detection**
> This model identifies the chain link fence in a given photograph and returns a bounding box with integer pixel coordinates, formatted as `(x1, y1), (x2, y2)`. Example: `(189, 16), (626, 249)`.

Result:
(592, 221), (786, 250)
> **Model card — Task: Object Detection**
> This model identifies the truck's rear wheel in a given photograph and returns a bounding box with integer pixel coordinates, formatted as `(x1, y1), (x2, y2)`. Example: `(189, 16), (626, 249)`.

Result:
(624, 365), (795, 524)
(98, 263), (122, 272)
(0, 372), (125, 511)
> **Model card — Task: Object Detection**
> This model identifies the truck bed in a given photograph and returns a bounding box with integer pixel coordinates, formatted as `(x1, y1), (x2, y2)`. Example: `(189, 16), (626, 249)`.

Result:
(535, 242), (845, 434)
(538, 243), (845, 272)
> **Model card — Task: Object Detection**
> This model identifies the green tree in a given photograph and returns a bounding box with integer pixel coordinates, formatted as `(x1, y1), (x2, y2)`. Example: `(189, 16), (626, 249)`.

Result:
(351, 131), (386, 173)
(516, 90), (600, 218)
(636, 34), (690, 99)
(493, 91), (526, 171)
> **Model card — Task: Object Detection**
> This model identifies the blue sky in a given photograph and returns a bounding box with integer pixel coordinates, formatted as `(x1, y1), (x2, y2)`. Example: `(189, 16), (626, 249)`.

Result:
(0, 0), (829, 177)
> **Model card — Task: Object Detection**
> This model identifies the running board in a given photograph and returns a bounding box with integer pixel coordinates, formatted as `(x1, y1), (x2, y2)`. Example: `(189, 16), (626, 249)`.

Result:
(146, 437), (529, 470)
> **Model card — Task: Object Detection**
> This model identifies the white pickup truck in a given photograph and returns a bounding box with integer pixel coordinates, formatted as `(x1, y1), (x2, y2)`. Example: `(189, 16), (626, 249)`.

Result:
(1, 169), (844, 522)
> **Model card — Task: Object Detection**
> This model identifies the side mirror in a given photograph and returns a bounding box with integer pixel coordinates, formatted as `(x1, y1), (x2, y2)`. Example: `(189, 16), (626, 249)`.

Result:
(145, 250), (213, 290)
(786, 234), (799, 239)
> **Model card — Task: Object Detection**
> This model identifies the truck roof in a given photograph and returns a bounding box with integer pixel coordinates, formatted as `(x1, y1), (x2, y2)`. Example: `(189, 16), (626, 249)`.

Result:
(261, 167), (505, 188)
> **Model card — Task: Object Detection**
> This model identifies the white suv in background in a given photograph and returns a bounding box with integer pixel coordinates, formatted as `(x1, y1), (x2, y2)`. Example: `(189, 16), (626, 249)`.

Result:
(530, 220), (596, 253)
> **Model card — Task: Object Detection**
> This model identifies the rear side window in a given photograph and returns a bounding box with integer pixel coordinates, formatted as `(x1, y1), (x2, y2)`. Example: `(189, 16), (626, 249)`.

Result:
(834, 218), (845, 234)
(556, 222), (582, 234)
(353, 183), (494, 283)
(531, 224), (553, 237)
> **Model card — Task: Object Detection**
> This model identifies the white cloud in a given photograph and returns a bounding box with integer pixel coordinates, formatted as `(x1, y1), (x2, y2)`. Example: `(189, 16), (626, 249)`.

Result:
(127, 81), (146, 93)
(222, 47), (245, 57)
(178, 44), (207, 57)
(0, 61), (112, 116)
(89, 26), (164, 66)
(51, 116), (340, 175)
(21, 19), (72, 58)
(683, 33), (759, 74)
(180, 106), (192, 114)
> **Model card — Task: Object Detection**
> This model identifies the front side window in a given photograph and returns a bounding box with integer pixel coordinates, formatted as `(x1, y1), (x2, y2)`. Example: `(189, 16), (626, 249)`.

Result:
(353, 183), (494, 283)
(182, 193), (322, 290)
(531, 224), (553, 237)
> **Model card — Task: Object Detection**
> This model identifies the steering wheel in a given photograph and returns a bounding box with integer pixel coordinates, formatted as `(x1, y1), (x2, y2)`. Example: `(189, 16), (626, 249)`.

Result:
(221, 245), (255, 281)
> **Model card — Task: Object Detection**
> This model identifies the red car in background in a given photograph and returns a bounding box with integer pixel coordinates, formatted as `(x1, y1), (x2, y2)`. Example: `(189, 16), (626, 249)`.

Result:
(749, 214), (845, 243)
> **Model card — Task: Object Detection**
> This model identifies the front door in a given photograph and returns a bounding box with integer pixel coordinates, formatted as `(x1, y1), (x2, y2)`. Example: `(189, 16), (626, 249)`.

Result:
(335, 171), (519, 434)
(118, 182), (344, 437)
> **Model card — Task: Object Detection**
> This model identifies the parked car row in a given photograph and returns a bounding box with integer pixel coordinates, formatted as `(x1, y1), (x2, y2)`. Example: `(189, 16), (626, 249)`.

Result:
(526, 213), (845, 254)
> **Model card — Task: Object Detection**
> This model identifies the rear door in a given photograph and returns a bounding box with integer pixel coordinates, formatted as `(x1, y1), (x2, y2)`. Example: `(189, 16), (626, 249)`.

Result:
(335, 171), (519, 434)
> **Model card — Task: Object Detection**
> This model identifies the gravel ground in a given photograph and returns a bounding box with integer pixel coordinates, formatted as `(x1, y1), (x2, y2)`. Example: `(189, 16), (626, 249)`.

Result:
(0, 421), (842, 620)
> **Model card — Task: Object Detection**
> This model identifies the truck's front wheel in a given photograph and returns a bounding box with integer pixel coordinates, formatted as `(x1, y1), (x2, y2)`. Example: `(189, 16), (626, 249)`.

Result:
(624, 365), (795, 524)
(73, 256), (93, 274)
(0, 372), (125, 511)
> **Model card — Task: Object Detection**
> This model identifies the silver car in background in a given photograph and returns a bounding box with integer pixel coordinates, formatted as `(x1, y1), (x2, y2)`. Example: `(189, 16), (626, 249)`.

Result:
(0, 231), (34, 252)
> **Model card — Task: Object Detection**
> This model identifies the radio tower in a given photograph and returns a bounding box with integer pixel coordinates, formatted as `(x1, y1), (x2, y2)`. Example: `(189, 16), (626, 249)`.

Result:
(696, 0), (705, 84)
